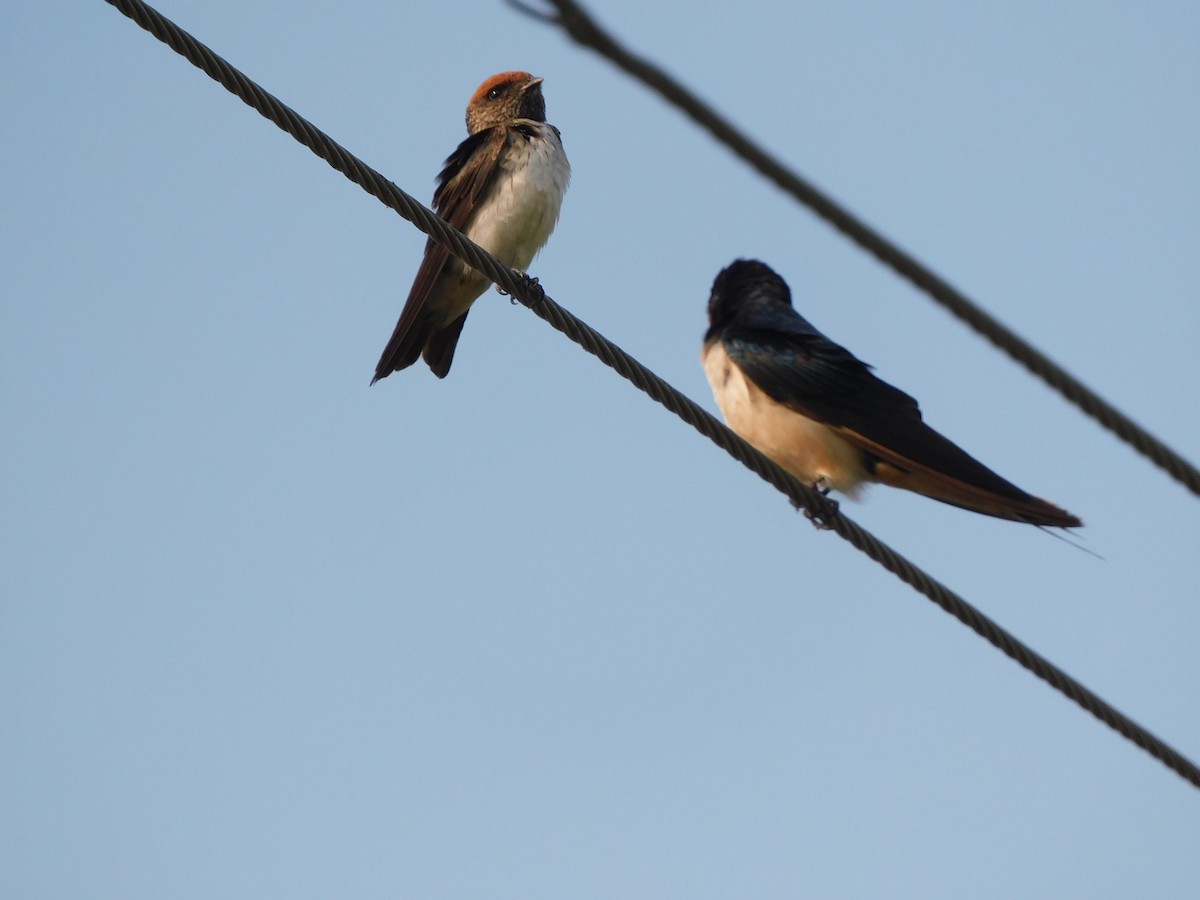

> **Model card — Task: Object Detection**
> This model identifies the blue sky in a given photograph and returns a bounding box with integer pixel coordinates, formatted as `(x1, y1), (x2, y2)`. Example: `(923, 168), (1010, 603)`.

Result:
(4, 2), (1199, 897)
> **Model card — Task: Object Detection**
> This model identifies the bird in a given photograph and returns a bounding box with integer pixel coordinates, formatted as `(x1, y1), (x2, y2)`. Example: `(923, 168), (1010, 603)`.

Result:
(701, 260), (1082, 527)
(372, 71), (570, 381)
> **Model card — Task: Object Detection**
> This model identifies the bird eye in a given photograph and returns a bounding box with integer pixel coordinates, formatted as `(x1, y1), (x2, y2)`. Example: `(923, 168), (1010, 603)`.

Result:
(487, 86), (504, 100)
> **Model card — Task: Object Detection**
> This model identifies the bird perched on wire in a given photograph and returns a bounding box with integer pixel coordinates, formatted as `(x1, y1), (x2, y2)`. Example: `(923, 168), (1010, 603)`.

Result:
(372, 71), (570, 381)
(702, 260), (1082, 527)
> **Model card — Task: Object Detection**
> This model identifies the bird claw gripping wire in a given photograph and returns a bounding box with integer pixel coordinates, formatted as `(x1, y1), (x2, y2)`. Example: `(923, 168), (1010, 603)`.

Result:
(496, 272), (545, 306)
(794, 482), (839, 530)
(801, 487), (840, 528)
(803, 508), (834, 530)
(520, 273), (546, 305)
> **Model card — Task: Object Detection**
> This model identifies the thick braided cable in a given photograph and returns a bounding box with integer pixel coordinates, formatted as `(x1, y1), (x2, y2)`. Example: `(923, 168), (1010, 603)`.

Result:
(509, 0), (1200, 498)
(102, 0), (1200, 789)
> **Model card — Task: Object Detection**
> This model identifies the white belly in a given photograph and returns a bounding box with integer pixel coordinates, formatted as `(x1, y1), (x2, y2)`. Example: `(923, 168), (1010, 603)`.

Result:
(702, 341), (870, 496)
(465, 125), (570, 273)
(430, 126), (569, 328)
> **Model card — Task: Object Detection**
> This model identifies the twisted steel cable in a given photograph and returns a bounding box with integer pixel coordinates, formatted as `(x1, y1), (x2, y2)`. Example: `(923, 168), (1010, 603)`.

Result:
(508, 0), (1200, 498)
(102, 0), (1200, 789)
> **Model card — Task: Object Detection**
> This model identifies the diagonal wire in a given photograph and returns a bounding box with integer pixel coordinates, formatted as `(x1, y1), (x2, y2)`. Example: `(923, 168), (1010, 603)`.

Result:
(100, 0), (1200, 790)
(507, 0), (1200, 499)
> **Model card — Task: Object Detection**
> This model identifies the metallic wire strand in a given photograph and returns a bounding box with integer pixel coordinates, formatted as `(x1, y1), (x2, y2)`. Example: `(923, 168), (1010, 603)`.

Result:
(510, 0), (1200, 498)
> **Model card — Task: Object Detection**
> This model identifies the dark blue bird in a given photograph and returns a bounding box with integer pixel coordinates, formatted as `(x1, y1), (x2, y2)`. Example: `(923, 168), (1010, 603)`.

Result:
(702, 260), (1081, 527)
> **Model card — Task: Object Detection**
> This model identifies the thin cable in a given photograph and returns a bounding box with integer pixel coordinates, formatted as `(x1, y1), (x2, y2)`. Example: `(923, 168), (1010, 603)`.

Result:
(508, 0), (1200, 499)
(101, 0), (1200, 789)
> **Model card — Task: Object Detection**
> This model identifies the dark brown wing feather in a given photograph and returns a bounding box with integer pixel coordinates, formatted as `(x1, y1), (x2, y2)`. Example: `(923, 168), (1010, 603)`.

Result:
(832, 426), (1082, 526)
(371, 129), (507, 382)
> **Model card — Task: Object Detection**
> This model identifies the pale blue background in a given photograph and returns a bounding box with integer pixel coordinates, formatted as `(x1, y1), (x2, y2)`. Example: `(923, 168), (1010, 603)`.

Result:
(4, 2), (1199, 897)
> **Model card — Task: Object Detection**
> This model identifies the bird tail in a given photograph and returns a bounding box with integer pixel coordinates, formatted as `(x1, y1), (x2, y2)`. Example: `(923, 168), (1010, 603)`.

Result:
(872, 461), (1082, 527)
(421, 312), (469, 379)
(371, 317), (427, 384)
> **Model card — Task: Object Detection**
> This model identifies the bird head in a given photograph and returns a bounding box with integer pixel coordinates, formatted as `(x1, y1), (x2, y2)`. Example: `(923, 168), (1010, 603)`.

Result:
(466, 71), (547, 134)
(707, 259), (793, 334)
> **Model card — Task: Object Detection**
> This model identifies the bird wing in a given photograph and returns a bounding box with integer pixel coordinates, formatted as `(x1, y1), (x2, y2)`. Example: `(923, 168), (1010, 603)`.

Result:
(372, 128), (508, 379)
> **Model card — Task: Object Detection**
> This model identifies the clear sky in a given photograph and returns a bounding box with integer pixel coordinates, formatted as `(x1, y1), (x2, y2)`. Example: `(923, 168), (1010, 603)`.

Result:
(4, 2), (1199, 897)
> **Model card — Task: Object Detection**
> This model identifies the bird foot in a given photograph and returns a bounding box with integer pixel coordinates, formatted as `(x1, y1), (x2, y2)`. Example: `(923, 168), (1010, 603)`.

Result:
(793, 481), (839, 529)
(495, 272), (544, 305)
(521, 273), (545, 304)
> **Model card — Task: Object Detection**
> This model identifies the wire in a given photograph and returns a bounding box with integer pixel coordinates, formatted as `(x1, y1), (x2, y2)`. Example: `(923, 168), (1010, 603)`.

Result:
(101, 0), (1200, 790)
(508, 0), (1200, 499)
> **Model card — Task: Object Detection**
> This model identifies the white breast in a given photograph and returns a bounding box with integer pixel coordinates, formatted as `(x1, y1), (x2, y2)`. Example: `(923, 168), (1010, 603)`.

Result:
(702, 341), (870, 497)
(465, 123), (570, 272)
